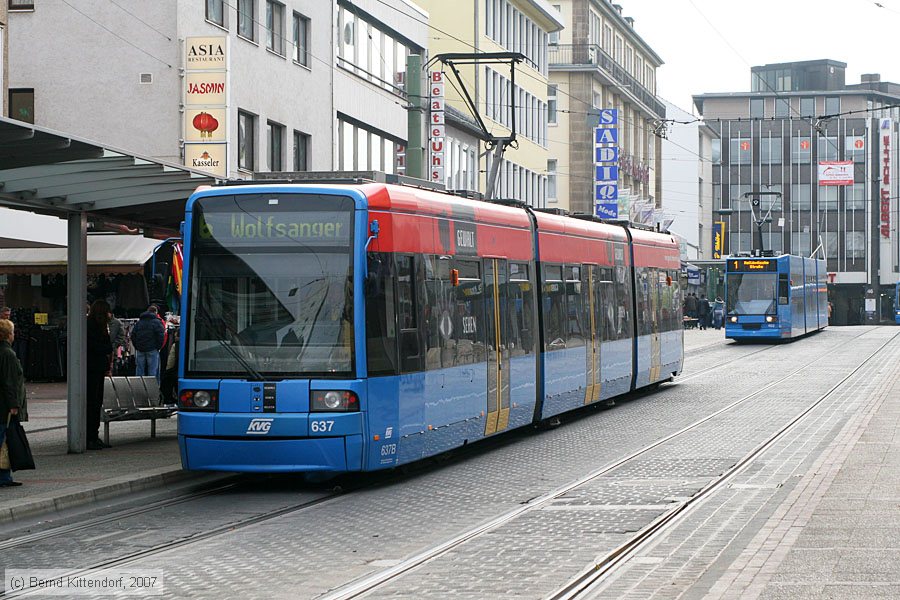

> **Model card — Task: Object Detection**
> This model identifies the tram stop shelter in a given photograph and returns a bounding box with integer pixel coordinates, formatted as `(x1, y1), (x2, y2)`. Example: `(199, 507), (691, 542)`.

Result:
(0, 116), (215, 453)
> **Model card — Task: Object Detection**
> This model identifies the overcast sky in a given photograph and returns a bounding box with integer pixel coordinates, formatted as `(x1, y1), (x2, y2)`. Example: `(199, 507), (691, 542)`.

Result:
(619, 0), (900, 113)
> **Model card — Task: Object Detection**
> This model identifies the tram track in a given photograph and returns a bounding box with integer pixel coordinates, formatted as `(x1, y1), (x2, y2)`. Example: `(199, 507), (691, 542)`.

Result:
(0, 483), (350, 599)
(317, 328), (893, 600)
(548, 327), (900, 599)
(0, 478), (243, 552)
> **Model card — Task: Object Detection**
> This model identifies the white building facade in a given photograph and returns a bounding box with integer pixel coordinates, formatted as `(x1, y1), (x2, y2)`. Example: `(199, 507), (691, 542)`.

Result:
(8, 0), (428, 179)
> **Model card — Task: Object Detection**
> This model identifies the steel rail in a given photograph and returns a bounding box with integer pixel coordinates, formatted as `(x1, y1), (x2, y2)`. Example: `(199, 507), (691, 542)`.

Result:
(548, 328), (900, 600)
(318, 328), (883, 600)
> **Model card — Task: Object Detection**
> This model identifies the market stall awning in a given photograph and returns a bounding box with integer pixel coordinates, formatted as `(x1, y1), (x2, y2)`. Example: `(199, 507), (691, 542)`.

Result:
(0, 233), (161, 274)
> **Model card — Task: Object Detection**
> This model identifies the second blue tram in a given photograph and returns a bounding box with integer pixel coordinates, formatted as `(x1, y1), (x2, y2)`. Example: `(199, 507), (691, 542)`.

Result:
(895, 282), (900, 324)
(724, 255), (828, 341)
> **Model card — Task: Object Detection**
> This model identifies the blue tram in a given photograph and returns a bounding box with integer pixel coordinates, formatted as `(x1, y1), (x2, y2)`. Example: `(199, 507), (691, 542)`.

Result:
(176, 181), (683, 473)
(724, 254), (828, 341)
(895, 282), (900, 324)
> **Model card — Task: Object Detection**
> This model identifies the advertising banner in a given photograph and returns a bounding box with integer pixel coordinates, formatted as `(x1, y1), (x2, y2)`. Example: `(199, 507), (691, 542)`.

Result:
(184, 35), (228, 177)
(817, 161), (854, 186)
(712, 221), (726, 259)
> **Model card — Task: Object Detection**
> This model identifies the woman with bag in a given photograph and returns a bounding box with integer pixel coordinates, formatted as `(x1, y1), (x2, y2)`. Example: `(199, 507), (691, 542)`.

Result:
(0, 319), (28, 486)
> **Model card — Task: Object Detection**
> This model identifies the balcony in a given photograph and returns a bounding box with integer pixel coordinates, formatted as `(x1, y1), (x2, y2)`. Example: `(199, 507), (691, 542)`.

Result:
(548, 44), (665, 118)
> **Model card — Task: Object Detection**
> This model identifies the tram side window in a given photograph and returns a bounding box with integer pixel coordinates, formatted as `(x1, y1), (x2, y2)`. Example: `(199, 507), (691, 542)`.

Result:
(365, 252), (398, 375)
(543, 263), (567, 351)
(422, 255), (450, 371)
(451, 259), (485, 365)
(614, 244), (632, 340)
(508, 262), (535, 356)
(635, 267), (651, 336)
(599, 267), (617, 342)
(565, 265), (585, 347)
(396, 254), (423, 373)
(778, 274), (789, 304)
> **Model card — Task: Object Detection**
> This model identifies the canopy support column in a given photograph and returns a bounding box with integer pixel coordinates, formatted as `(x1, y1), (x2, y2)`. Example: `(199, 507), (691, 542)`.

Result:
(67, 212), (87, 454)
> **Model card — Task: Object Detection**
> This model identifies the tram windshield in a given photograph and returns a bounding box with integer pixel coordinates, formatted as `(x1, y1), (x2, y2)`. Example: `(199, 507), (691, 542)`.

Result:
(726, 273), (777, 315)
(186, 194), (355, 378)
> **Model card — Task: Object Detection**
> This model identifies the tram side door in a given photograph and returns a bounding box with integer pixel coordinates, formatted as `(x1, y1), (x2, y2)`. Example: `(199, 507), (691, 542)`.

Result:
(484, 258), (511, 435)
(649, 268), (662, 382)
(583, 265), (601, 404)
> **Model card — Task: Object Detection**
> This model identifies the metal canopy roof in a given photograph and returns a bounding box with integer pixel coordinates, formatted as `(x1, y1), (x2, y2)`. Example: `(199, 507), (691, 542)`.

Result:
(0, 117), (216, 234)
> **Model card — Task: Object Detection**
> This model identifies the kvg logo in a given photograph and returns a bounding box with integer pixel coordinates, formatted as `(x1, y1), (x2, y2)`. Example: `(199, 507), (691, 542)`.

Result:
(246, 418), (274, 435)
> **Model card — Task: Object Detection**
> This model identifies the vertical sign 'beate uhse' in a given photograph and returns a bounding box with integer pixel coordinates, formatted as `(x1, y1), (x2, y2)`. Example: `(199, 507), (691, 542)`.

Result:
(429, 71), (446, 184)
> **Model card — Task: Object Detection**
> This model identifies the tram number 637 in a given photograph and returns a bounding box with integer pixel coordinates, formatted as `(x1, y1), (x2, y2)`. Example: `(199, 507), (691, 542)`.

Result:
(310, 420), (334, 433)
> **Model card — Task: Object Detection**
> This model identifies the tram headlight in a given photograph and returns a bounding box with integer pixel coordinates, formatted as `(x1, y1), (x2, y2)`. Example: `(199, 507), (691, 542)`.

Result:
(193, 391), (212, 408)
(179, 389), (218, 411)
(311, 390), (360, 412)
(730, 316), (738, 323)
(765, 315), (777, 323)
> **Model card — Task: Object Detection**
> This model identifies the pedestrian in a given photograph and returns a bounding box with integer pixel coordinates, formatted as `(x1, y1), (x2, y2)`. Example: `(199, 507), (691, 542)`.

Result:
(160, 321), (180, 406)
(0, 319), (27, 486)
(713, 296), (725, 330)
(131, 305), (165, 378)
(828, 301), (833, 324)
(86, 300), (112, 450)
(698, 294), (710, 330)
(0, 307), (10, 321)
(108, 312), (126, 356)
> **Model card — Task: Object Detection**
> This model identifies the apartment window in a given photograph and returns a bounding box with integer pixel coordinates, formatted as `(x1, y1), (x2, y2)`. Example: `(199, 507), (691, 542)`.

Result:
(774, 98), (791, 118)
(846, 231), (865, 259)
(238, 111), (256, 171)
(8, 0), (34, 9)
(824, 96), (840, 115)
(293, 130), (310, 171)
(760, 138), (782, 164)
(845, 135), (865, 163)
(800, 97), (815, 117)
(749, 98), (764, 119)
(238, 0), (255, 41)
(729, 138), (751, 165)
(791, 231), (811, 256)
(819, 185), (838, 210)
(292, 12), (310, 66)
(711, 139), (721, 164)
(817, 136), (838, 161)
(8, 89), (35, 124)
(846, 182), (866, 210)
(266, 1), (285, 55)
(730, 184), (752, 209)
(730, 232), (752, 255)
(793, 135), (811, 163)
(548, 84), (558, 124)
(614, 36), (623, 65)
(268, 121), (284, 171)
(206, 0), (225, 27)
(547, 159), (557, 201)
(549, 5), (560, 44)
(823, 231), (838, 259)
(602, 24), (612, 54)
(791, 183), (811, 210)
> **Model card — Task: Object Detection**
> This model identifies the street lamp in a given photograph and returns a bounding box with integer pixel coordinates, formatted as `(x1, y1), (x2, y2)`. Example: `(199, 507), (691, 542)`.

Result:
(742, 191), (782, 257)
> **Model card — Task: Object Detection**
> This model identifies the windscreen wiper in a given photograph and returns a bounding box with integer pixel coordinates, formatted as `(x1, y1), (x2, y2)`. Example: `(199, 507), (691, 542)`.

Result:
(194, 303), (265, 381)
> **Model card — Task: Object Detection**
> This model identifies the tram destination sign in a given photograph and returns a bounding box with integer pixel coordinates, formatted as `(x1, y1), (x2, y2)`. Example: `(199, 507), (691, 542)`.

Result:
(196, 210), (352, 246)
(730, 259), (777, 272)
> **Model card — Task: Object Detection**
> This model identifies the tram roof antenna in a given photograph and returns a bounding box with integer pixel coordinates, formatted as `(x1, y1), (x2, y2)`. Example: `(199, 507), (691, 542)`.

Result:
(426, 52), (525, 201)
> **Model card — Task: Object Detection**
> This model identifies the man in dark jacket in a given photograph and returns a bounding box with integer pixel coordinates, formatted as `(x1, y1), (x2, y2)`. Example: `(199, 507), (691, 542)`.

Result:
(131, 306), (165, 378)
(698, 294), (710, 330)
(0, 319), (27, 486)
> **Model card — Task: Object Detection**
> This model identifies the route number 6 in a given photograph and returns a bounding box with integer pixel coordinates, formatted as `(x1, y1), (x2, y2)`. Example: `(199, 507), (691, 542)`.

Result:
(311, 420), (334, 433)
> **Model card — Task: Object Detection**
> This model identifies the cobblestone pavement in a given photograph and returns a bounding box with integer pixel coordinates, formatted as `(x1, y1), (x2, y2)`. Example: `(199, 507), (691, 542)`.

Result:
(2, 327), (895, 600)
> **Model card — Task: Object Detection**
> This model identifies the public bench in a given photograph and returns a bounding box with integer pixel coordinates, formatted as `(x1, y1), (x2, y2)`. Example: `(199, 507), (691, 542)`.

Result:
(102, 376), (177, 445)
